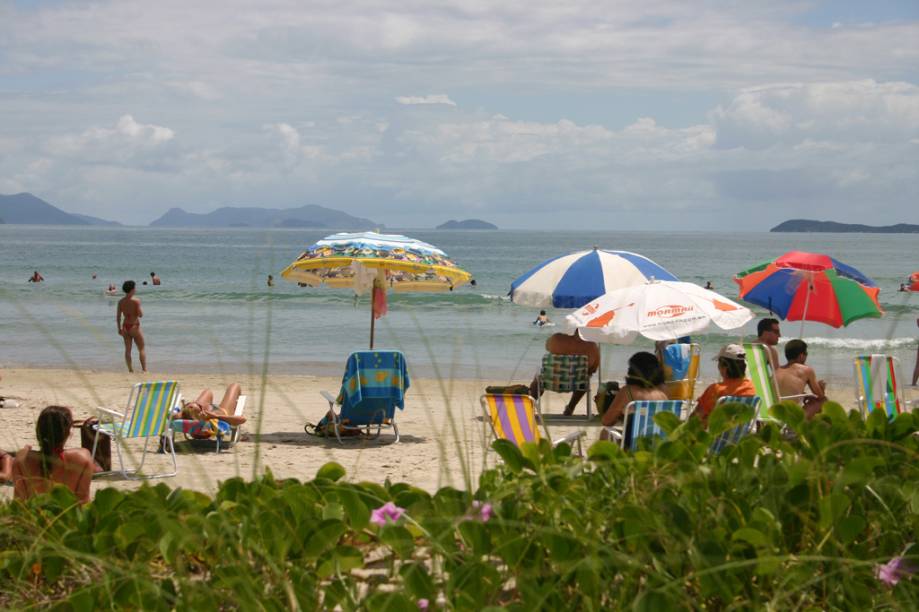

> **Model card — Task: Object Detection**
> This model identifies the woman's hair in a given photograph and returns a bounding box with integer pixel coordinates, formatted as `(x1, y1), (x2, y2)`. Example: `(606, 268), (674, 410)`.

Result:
(719, 357), (747, 379)
(36, 405), (73, 477)
(625, 351), (664, 388)
(181, 401), (205, 420)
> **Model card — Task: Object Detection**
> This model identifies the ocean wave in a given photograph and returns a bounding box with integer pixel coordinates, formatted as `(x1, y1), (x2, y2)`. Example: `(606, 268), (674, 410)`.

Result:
(797, 337), (916, 350)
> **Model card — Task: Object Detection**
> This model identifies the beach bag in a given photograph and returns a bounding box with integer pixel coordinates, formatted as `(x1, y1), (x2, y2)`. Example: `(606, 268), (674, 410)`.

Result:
(594, 381), (620, 416)
(77, 417), (112, 472)
(304, 413), (363, 438)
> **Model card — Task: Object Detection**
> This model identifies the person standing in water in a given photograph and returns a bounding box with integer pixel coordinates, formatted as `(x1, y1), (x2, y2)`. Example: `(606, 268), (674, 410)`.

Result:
(116, 280), (147, 373)
(150, 272), (161, 286)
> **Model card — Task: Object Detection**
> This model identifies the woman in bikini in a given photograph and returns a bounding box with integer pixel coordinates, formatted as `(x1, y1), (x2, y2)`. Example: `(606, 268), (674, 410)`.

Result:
(10, 405), (95, 504)
(177, 383), (247, 439)
(600, 351), (668, 440)
(116, 280), (146, 373)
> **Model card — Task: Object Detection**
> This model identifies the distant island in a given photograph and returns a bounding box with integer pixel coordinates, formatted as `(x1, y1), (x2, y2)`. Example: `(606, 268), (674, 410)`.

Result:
(436, 219), (498, 230)
(0, 193), (119, 226)
(150, 205), (376, 229)
(771, 219), (919, 234)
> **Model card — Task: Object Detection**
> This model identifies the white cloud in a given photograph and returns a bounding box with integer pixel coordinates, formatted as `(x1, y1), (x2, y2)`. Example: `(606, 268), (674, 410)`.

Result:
(396, 94), (457, 106)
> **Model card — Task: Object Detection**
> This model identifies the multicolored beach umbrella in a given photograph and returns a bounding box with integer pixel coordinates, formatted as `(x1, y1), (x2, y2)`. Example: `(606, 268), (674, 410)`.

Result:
(281, 231), (472, 347)
(509, 248), (678, 308)
(734, 251), (882, 331)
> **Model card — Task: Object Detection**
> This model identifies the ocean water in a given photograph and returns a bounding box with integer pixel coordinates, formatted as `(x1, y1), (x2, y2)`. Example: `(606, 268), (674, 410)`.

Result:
(1, 225), (916, 386)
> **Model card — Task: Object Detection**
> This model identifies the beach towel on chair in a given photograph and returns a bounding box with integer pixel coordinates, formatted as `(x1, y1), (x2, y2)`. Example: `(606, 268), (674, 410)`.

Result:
(338, 351), (410, 425)
(662, 344), (691, 381)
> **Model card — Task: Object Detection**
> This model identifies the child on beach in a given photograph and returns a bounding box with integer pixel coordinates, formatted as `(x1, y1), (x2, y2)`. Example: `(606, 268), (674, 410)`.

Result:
(10, 406), (95, 504)
(116, 280), (147, 373)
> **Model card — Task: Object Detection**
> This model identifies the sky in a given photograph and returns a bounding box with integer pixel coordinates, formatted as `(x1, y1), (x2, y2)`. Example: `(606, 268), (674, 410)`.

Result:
(1, 0), (918, 230)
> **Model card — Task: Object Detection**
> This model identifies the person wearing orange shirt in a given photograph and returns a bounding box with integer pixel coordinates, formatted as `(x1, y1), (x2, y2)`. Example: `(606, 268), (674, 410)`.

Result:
(691, 344), (756, 425)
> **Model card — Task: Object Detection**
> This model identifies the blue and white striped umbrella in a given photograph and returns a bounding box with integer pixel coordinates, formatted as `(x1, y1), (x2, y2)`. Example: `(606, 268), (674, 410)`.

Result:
(509, 248), (678, 308)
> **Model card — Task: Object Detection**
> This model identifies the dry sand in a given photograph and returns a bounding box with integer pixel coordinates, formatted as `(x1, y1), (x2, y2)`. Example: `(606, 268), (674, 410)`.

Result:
(1, 366), (861, 501)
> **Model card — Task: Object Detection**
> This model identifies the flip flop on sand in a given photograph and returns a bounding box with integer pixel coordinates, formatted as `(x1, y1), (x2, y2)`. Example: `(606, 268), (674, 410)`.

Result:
(0, 397), (21, 408)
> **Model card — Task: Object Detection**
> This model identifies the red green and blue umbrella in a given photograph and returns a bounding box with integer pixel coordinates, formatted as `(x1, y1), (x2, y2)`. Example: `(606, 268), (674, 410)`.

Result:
(734, 251), (882, 331)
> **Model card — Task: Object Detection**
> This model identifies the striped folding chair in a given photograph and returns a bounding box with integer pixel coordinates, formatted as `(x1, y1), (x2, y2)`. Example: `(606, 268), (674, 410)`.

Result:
(604, 400), (686, 451)
(535, 353), (592, 419)
(92, 381), (180, 479)
(480, 394), (585, 453)
(854, 354), (911, 419)
(710, 395), (761, 454)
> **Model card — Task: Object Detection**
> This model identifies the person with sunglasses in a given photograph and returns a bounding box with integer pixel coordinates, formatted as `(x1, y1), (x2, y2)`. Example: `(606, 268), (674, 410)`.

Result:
(755, 318), (782, 371)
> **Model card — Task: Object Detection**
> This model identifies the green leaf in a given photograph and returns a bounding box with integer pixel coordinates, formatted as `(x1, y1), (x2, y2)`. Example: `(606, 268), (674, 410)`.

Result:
(653, 410), (682, 434)
(316, 545), (363, 579)
(400, 562), (435, 599)
(301, 519), (346, 559)
(839, 457), (884, 486)
(731, 527), (768, 548)
(818, 493), (850, 530)
(91, 487), (125, 516)
(770, 401), (805, 429)
(866, 408), (888, 435)
(336, 487), (371, 530)
(362, 592), (417, 612)
(492, 439), (526, 472)
(836, 515), (866, 544)
(458, 520), (492, 556)
(587, 440), (622, 461)
(380, 524), (415, 558)
(315, 462), (347, 481)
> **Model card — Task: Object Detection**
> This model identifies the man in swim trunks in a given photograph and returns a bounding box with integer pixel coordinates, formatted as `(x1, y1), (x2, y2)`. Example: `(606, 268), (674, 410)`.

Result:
(755, 318), (781, 371)
(530, 330), (600, 416)
(116, 280), (147, 373)
(775, 339), (827, 419)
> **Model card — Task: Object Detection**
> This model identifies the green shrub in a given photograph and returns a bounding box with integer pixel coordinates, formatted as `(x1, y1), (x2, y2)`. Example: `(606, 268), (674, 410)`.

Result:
(3, 402), (919, 609)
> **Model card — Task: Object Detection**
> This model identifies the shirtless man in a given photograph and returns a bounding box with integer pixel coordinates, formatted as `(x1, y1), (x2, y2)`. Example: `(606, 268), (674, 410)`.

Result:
(775, 339), (827, 419)
(117, 280), (147, 372)
(530, 330), (600, 415)
(150, 271), (161, 286)
(28, 270), (44, 283)
(755, 318), (781, 371)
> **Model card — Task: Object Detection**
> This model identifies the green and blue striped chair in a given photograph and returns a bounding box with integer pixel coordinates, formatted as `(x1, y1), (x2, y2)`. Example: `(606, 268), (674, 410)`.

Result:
(854, 354), (911, 419)
(92, 380), (180, 479)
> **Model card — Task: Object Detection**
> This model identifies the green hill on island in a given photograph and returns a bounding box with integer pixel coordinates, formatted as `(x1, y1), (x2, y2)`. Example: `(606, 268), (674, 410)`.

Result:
(436, 219), (498, 229)
(0, 192), (119, 226)
(150, 205), (378, 229)
(771, 219), (919, 233)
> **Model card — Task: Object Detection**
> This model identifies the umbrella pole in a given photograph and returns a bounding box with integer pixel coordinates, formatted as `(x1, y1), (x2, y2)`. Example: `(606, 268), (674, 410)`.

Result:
(799, 274), (812, 338)
(369, 298), (375, 349)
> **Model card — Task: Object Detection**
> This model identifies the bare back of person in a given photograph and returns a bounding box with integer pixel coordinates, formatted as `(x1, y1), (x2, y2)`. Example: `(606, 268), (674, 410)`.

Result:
(546, 332), (600, 373)
(12, 446), (94, 504)
(776, 362), (826, 418)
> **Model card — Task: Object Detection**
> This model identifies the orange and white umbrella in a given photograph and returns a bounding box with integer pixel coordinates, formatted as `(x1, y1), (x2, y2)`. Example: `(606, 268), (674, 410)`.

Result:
(566, 280), (753, 343)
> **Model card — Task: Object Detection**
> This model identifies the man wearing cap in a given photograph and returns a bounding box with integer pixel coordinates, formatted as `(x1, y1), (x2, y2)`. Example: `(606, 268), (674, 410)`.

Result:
(691, 344), (756, 424)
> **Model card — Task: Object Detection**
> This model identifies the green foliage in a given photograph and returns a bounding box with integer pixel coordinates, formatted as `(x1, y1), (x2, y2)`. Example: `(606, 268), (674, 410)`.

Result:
(3, 408), (919, 609)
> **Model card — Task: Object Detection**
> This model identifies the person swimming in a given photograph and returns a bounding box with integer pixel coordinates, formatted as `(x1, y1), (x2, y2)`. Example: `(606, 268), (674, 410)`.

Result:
(533, 310), (551, 327)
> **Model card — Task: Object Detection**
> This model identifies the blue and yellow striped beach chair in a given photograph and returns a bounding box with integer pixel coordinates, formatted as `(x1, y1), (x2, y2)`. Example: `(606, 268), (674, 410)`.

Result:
(480, 394), (585, 453)
(603, 399), (686, 451)
(710, 395), (761, 454)
(92, 380), (180, 480)
(854, 354), (911, 419)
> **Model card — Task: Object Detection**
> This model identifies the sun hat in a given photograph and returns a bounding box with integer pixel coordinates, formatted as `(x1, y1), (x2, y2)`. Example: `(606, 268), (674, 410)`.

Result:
(714, 344), (746, 361)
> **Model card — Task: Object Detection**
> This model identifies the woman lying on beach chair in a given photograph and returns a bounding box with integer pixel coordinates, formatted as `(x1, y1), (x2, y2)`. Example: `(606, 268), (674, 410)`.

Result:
(176, 383), (247, 440)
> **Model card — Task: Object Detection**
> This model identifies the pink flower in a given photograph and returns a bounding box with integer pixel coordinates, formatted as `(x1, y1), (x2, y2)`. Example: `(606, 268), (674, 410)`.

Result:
(876, 556), (916, 587)
(471, 500), (494, 523)
(370, 501), (406, 526)
(417, 598), (429, 610)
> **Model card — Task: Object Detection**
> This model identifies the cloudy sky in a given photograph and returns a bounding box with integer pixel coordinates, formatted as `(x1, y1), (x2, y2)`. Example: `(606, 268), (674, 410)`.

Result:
(1, 0), (918, 229)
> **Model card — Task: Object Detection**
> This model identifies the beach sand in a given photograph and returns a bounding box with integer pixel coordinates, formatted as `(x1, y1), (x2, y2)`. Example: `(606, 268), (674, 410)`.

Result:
(1, 367), (861, 501)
